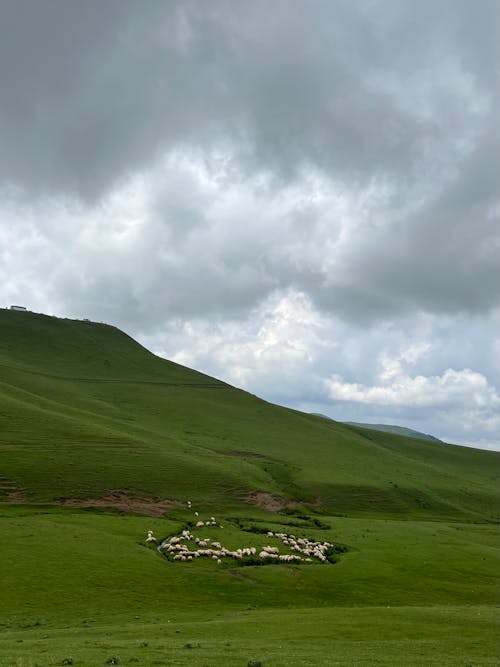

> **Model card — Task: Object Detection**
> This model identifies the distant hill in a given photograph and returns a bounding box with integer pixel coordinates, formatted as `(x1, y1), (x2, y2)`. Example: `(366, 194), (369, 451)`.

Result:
(311, 414), (441, 443)
(0, 308), (498, 522)
(344, 422), (442, 443)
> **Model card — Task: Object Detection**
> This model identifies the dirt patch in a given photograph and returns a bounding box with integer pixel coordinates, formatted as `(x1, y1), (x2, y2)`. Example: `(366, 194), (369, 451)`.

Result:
(3, 490), (29, 503)
(245, 492), (287, 512)
(0, 478), (28, 503)
(54, 491), (184, 517)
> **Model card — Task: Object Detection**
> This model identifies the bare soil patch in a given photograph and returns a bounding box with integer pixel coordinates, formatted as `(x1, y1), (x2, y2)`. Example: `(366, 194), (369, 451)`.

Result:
(0, 478), (28, 503)
(245, 491), (287, 512)
(4, 490), (29, 503)
(54, 491), (184, 517)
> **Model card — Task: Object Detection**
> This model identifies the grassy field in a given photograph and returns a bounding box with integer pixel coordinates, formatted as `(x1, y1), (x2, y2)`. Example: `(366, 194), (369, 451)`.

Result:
(1, 504), (498, 666)
(0, 309), (499, 665)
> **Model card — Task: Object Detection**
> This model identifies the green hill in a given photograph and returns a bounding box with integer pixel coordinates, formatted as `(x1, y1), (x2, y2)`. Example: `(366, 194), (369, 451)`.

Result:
(0, 308), (498, 520)
(0, 308), (499, 665)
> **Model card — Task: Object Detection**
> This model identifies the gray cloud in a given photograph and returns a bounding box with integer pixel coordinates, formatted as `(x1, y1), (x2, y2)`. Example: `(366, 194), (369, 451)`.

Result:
(1, 1), (497, 197)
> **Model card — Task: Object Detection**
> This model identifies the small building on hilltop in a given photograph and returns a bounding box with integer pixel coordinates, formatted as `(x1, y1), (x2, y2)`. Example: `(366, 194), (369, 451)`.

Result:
(10, 305), (27, 311)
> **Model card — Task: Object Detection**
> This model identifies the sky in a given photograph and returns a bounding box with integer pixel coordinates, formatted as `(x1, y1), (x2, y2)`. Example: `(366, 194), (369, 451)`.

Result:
(0, 0), (499, 450)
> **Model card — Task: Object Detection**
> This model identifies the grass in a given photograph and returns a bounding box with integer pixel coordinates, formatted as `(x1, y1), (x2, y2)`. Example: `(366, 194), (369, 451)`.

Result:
(1, 606), (498, 666)
(0, 505), (498, 665)
(0, 309), (499, 664)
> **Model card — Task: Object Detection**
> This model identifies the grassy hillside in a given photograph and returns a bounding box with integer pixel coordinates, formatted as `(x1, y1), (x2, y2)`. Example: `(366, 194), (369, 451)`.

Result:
(0, 309), (498, 521)
(1, 309), (499, 665)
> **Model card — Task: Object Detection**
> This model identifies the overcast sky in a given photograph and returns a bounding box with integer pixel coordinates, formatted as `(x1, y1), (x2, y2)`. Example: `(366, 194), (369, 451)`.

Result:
(1, 0), (499, 450)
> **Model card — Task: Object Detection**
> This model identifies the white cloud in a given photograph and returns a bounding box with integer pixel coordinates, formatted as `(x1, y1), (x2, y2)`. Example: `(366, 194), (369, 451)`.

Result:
(325, 349), (500, 447)
(326, 355), (500, 410)
(147, 289), (333, 398)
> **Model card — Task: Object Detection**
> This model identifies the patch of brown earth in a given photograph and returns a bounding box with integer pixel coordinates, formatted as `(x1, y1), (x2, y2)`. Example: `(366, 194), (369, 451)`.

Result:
(54, 491), (184, 517)
(0, 478), (28, 503)
(245, 491), (287, 512)
(4, 490), (29, 503)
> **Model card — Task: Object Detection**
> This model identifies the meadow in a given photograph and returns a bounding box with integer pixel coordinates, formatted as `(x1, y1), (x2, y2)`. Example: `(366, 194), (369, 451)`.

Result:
(0, 309), (499, 665)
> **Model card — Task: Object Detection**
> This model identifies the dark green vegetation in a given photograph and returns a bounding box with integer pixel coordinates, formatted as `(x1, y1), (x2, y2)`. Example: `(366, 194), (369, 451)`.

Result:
(1, 309), (499, 665)
(344, 422), (441, 443)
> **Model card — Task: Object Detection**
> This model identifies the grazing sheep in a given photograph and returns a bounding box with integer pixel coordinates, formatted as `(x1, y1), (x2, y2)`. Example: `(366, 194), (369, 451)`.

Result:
(262, 546), (279, 554)
(155, 509), (335, 567)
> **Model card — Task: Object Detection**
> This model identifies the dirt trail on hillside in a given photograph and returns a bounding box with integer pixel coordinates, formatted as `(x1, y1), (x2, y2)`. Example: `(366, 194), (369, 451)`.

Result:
(54, 491), (184, 516)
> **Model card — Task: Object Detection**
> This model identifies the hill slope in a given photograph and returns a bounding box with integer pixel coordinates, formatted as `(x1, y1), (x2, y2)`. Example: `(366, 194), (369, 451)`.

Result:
(1, 308), (498, 521)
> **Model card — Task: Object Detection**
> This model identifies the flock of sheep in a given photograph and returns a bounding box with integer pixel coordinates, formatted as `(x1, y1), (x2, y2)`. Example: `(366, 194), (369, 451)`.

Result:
(146, 500), (334, 565)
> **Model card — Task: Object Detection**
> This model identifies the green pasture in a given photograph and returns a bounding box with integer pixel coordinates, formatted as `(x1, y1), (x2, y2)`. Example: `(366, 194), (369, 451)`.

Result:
(1, 606), (498, 666)
(0, 505), (499, 665)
